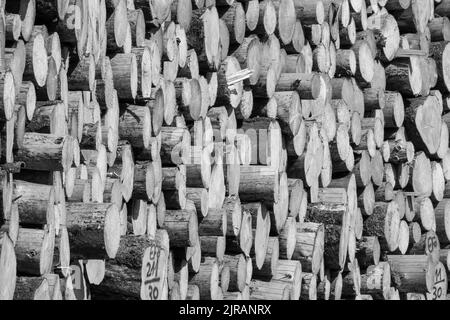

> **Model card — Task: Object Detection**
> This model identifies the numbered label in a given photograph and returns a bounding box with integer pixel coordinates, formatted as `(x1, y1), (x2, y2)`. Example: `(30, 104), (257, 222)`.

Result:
(141, 241), (167, 300)
(425, 231), (440, 264)
(428, 262), (447, 300)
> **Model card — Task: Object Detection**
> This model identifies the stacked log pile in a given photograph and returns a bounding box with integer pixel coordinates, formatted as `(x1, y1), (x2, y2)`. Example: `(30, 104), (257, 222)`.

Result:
(1, 0), (450, 301)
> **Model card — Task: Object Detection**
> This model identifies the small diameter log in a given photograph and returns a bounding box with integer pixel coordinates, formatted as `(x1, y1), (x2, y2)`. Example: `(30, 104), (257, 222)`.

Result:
(355, 236), (380, 269)
(223, 254), (247, 292)
(2, 180), (53, 226)
(435, 199), (450, 247)
(384, 91), (404, 129)
(239, 165), (279, 203)
(15, 227), (55, 276)
(110, 53), (138, 100)
(243, 202), (270, 268)
(300, 272), (317, 300)
(341, 260), (361, 298)
(68, 55), (95, 92)
(186, 188), (209, 217)
(292, 222), (324, 275)
(118, 105), (152, 150)
(360, 262), (391, 299)
(429, 41), (450, 94)
(408, 152), (433, 198)
(407, 231), (441, 265)
(160, 126), (191, 166)
(278, 217), (296, 260)
(323, 223), (349, 271)
(231, 35), (261, 85)
(200, 236), (225, 261)
(275, 72), (324, 100)
(215, 56), (243, 108)
(23, 28), (48, 88)
(188, 257), (222, 300)
(252, 237), (279, 280)
(217, 2), (246, 45)
(272, 259), (302, 300)
(13, 276), (53, 300)
(198, 207), (227, 237)
(385, 59), (422, 97)
(164, 204), (199, 248)
(162, 165), (187, 210)
(249, 279), (290, 300)
(226, 209), (253, 256)
(383, 140), (414, 164)
(330, 272), (343, 300)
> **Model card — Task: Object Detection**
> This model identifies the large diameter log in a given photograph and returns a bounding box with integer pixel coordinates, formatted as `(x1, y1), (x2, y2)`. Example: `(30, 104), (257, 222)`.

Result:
(426, 261), (448, 300)
(363, 201), (400, 252)
(89, 235), (153, 300)
(15, 133), (75, 172)
(65, 203), (121, 260)
(404, 96), (441, 156)
(387, 255), (435, 293)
